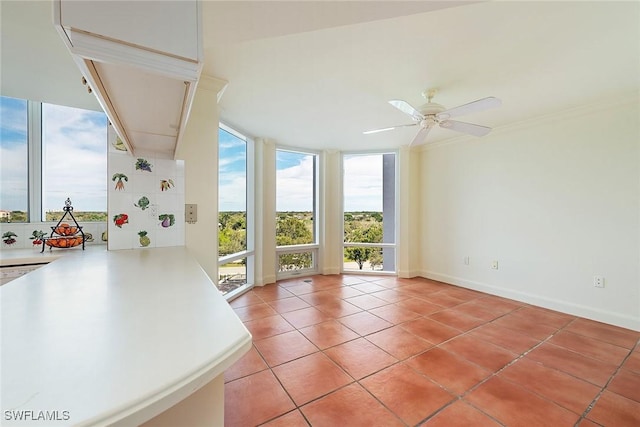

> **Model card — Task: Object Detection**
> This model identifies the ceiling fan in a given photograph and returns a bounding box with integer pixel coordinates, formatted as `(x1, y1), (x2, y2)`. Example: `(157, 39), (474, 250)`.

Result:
(364, 89), (501, 146)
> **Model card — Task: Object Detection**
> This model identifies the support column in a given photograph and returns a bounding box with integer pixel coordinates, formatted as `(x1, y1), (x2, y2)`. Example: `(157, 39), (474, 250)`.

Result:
(255, 138), (277, 285)
(320, 150), (342, 274)
(176, 75), (227, 281)
(397, 145), (420, 278)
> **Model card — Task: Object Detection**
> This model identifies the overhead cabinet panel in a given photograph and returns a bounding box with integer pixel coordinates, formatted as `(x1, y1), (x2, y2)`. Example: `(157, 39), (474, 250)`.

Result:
(53, 0), (202, 160)
(57, 0), (199, 62)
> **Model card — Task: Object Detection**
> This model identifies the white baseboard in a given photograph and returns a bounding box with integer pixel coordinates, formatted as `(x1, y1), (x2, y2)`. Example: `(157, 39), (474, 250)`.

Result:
(254, 274), (277, 286)
(421, 270), (640, 332)
(397, 269), (421, 279)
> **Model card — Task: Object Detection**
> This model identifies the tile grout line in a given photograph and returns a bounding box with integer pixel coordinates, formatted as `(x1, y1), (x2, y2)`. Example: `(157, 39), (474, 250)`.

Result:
(575, 336), (640, 426)
(415, 308), (603, 425)
(228, 277), (640, 426)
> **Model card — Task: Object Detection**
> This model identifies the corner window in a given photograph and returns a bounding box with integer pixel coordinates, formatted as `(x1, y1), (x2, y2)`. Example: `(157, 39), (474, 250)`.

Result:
(0, 96), (107, 223)
(218, 124), (254, 297)
(0, 97), (28, 222)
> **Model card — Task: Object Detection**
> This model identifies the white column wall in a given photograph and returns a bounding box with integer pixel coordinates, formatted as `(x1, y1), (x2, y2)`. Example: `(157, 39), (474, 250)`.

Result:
(397, 145), (421, 277)
(176, 76), (227, 281)
(255, 138), (277, 285)
(320, 150), (343, 274)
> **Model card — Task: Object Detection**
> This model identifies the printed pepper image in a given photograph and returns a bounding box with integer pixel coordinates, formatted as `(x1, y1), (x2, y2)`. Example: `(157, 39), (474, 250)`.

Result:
(113, 213), (129, 228)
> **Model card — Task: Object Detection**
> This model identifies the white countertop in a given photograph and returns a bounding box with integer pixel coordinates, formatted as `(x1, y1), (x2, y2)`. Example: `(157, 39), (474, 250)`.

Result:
(0, 247), (70, 266)
(1, 247), (252, 426)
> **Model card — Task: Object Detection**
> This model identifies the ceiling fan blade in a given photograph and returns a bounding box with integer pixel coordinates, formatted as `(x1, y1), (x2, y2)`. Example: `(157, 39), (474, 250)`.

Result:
(363, 123), (417, 135)
(440, 120), (492, 137)
(410, 126), (432, 147)
(389, 100), (424, 120)
(437, 97), (501, 119)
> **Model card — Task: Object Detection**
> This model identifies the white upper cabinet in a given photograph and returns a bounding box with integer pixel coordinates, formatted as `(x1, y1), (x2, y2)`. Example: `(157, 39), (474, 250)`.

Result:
(53, 0), (203, 159)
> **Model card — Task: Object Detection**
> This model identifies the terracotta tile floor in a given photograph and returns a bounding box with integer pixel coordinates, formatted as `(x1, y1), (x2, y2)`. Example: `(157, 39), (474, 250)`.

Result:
(225, 275), (640, 426)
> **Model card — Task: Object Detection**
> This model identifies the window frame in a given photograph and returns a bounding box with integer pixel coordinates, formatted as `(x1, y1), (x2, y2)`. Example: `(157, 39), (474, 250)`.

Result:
(1, 97), (107, 223)
(217, 122), (255, 300)
(275, 146), (320, 279)
(341, 150), (398, 275)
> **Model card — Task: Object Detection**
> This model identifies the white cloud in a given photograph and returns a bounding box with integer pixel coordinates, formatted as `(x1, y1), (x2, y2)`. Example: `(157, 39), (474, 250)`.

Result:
(343, 154), (383, 212)
(0, 144), (29, 210)
(41, 104), (107, 212)
(219, 138), (245, 149)
(276, 155), (314, 211)
(219, 153), (246, 173)
(219, 171), (247, 211)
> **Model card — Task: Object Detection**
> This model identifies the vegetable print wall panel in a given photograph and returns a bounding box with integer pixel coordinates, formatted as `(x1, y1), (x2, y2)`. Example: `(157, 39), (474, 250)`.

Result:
(107, 125), (184, 250)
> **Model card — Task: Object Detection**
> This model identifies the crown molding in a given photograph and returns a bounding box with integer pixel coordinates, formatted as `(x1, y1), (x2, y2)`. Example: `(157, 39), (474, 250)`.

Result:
(198, 74), (228, 102)
(418, 91), (639, 152)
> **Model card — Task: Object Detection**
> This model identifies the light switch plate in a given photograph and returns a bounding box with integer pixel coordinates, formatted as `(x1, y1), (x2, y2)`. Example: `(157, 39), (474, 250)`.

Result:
(185, 204), (197, 223)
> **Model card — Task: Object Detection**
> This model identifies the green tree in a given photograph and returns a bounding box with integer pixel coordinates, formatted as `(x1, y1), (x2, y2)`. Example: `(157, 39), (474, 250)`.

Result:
(368, 248), (383, 270)
(276, 214), (313, 271)
(276, 215), (312, 246)
(344, 222), (382, 270)
(218, 211), (247, 256)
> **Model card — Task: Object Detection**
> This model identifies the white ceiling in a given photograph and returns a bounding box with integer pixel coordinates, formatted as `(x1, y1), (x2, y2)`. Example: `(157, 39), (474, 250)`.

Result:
(2, 1), (639, 151)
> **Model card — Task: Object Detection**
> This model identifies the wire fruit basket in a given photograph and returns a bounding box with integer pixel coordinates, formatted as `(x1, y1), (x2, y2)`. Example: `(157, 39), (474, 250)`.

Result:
(42, 198), (85, 252)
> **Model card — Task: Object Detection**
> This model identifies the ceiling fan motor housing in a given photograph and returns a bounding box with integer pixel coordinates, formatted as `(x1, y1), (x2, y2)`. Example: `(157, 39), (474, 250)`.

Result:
(418, 102), (446, 116)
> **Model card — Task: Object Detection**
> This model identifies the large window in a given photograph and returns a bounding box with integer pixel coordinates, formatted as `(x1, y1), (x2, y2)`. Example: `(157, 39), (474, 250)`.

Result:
(42, 103), (107, 221)
(0, 96), (107, 223)
(343, 153), (396, 273)
(0, 97), (28, 222)
(218, 124), (254, 297)
(276, 149), (318, 278)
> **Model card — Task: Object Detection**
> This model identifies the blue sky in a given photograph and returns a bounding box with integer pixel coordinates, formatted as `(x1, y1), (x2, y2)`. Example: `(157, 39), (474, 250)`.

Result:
(0, 96), (107, 215)
(218, 128), (384, 212)
(218, 129), (318, 212)
(0, 97), (28, 211)
(2, 95), (383, 216)
(218, 127), (247, 212)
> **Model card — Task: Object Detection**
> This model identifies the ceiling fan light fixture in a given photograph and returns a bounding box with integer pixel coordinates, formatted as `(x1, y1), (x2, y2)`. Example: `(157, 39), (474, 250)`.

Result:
(421, 117), (437, 128)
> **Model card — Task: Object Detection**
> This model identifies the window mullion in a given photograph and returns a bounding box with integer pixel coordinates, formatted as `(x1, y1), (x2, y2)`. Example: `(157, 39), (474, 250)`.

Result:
(27, 101), (42, 222)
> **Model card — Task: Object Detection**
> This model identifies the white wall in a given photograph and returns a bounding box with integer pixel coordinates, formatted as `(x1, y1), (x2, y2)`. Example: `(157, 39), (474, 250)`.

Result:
(107, 123), (185, 250)
(255, 139), (277, 285)
(319, 150), (343, 275)
(420, 94), (639, 330)
(398, 145), (422, 278)
(177, 76), (227, 280)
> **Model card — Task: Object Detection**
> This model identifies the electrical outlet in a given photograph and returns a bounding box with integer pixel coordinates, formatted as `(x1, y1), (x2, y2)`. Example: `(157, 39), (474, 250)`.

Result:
(491, 260), (499, 270)
(593, 275), (605, 288)
(464, 256), (470, 265)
